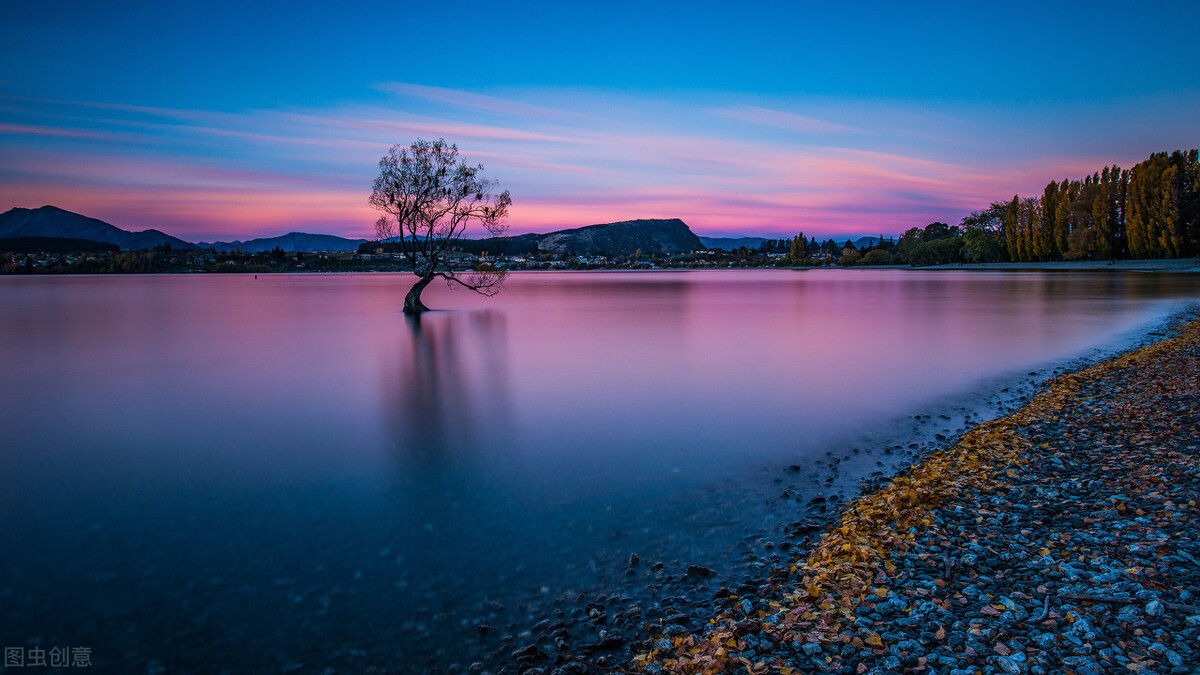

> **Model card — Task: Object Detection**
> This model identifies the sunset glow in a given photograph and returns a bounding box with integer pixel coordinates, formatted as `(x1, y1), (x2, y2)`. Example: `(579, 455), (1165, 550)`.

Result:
(2, 1), (1198, 242)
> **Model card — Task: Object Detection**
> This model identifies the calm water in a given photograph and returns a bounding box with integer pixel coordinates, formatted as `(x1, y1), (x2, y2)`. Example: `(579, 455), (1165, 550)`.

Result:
(2, 269), (1198, 671)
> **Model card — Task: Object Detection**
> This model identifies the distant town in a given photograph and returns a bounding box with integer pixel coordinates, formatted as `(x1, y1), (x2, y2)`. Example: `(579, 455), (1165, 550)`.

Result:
(0, 239), (837, 275)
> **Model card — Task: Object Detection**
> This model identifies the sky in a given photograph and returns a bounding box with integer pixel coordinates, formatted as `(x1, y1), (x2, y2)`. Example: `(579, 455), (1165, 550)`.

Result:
(1, 0), (1198, 242)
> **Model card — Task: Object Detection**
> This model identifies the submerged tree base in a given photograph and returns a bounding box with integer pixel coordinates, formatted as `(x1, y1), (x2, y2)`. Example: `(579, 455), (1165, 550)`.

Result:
(403, 274), (434, 314)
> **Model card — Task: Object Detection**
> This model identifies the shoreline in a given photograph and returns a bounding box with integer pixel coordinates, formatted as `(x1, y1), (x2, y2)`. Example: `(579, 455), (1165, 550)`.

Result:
(4, 258), (1198, 277)
(630, 311), (1200, 674)
(509, 260), (1200, 273)
(908, 259), (1200, 273)
(785, 259), (1200, 273)
(485, 308), (1199, 675)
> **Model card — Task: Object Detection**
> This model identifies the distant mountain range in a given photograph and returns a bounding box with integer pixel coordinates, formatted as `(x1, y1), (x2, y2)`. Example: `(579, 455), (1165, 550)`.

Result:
(0, 205), (887, 256)
(852, 236), (885, 248)
(701, 235), (887, 251)
(0, 206), (366, 253)
(699, 236), (768, 250)
(0, 206), (198, 251)
(196, 232), (368, 253)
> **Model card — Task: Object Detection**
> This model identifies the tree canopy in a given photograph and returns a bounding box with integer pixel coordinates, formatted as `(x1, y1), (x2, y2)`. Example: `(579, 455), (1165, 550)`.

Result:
(369, 138), (512, 313)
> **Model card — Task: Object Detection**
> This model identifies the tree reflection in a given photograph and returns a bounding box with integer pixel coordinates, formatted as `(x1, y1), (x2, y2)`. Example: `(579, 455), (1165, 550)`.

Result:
(382, 310), (512, 464)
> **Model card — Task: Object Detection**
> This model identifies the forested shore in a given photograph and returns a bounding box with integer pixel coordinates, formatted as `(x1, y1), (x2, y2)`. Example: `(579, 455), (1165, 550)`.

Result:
(785, 149), (1200, 267)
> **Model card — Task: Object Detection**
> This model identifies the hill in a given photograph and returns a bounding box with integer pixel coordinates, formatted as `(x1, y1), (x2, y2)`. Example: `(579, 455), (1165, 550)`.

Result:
(852, 236), (884, 249)
(698, 236), (767, 250)
(449, 219), (705, 257)
(0, 236), (120, 253)
(196, 232), (368, 253)
(700, 236), (892, 251)
(535, 218), (703, 256)
(0, 206), (198, 251)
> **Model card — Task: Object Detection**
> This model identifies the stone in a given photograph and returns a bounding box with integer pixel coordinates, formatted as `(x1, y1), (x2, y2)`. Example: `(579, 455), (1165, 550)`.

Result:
(996, 655), (1028, 674)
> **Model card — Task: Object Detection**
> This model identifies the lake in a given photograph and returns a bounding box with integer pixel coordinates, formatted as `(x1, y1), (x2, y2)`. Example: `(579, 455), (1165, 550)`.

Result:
(2, 269), (1198, 671)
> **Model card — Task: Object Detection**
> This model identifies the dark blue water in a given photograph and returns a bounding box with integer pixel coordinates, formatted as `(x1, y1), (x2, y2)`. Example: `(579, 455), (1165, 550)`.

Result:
(2, 270), (1197, 671)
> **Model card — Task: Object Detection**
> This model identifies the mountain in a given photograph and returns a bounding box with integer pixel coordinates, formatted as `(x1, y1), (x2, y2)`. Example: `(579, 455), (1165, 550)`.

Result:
(852, 236), (886, 249)
(0, 236), (119, 253)
(0, 205), (198, 250)
(534, 218), (703, 256)
(698, 236), (767, 250)
(454, 218), (706, 257)
(699, 236), (893, 251)
(196, 232), (368, 253)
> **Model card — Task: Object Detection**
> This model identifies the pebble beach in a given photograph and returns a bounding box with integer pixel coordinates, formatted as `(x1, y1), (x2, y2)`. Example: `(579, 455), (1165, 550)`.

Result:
(622, 315), (1200, 675)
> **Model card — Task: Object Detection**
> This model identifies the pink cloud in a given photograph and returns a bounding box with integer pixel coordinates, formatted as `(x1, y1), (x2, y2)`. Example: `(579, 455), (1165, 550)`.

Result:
(4, 86), (1178, 242)
(0, 182), (377, 241)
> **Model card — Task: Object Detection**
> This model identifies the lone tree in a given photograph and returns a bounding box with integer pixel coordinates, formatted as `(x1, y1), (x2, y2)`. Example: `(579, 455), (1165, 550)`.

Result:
(369, 138), (512, 314)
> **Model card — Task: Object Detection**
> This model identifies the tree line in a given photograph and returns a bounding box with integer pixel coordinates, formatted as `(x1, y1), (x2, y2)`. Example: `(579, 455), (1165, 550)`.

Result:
(784, 148), (1199, 266)
(1001, 149), (1199, 261)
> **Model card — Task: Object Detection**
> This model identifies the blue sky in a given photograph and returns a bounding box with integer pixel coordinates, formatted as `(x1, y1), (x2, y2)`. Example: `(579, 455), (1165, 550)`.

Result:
(2, 0), (1197, 240)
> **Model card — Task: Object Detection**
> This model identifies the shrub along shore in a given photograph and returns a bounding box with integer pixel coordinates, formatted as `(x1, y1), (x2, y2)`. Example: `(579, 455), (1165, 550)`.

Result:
(632, 315), (1200, 675)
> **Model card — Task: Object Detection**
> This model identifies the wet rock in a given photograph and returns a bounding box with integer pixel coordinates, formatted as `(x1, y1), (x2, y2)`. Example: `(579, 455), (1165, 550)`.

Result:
(511, 644), (541, 661)
(587, 634), (625, 652)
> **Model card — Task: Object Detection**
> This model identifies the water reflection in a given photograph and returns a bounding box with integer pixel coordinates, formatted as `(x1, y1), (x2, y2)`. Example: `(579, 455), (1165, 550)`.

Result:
(381, 310), (513, 464)
(2, 271), (1199, 673)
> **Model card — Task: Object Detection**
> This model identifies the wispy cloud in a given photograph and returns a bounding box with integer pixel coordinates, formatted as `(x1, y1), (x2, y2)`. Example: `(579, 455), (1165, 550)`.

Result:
(277, 110), (580, 144)
(3, 84), (1192, 241)
(712, 105), (859, 134)
(375, 82), (581, 123)
(0, 121), (138, 143)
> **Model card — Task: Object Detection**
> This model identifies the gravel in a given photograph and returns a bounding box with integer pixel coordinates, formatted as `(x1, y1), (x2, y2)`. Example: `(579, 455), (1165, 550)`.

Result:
(630, 314), (1200, 675)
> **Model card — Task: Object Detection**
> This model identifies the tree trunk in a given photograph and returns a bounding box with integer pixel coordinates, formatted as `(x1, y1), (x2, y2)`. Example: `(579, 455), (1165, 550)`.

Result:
(403, 274), (435, 314)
